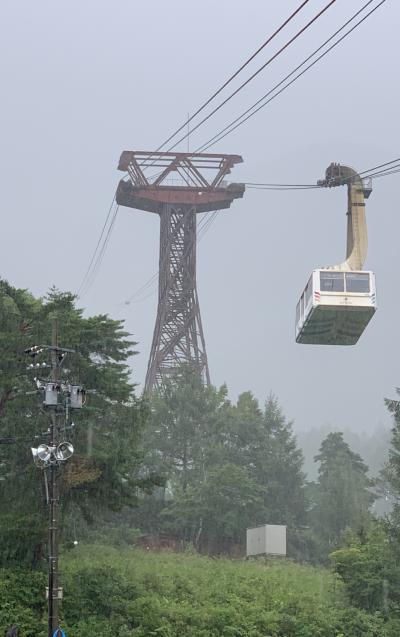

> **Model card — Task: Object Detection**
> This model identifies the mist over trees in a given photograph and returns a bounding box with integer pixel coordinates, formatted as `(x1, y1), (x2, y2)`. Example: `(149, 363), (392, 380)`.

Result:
(137, 368), (308, 553)
(0, 279), (386, 566)
(2, 278), (400, 633)
(297, 424), (391, 483)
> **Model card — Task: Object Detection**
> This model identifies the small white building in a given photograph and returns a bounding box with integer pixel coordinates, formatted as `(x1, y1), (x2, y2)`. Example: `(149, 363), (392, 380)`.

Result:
(246, 524), (286, 557)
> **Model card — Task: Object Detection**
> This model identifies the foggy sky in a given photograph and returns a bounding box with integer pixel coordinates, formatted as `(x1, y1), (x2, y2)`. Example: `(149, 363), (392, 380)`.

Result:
(0, 0), (398, 433)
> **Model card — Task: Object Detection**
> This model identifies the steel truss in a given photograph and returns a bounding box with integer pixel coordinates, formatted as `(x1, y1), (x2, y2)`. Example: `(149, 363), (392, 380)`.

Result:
(116, 151), (245, 393)
(145, 203), (209, 392)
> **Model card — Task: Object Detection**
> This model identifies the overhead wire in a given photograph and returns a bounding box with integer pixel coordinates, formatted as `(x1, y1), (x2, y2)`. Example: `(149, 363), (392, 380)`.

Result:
(113, 158), (400, 304)
(121, 210), (220, 306)
(165, 0), (388, 304)
(246, 185), (320, 190)
(243, 158), (400, 191)
(197, 0), (391, 244)
(373, 168), (400, 178)
(79, 203), (119, 297)
(142, 0), (313, 161)
(159, 0), (338, 155)
(363, 165), (400, 179)
(196, 0), (387, 152)
(120, 0), (339, 295)
(360, 158), (400, 175)
(77, 194), (116, 296)
(77, 0), (388, 301)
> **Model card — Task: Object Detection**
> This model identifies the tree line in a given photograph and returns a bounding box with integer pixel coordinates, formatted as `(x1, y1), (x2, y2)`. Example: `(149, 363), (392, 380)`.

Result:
(1, 278), (400, 620)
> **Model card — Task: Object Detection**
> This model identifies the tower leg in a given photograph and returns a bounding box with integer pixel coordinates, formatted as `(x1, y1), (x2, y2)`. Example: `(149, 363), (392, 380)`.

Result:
(144, 203), (210, 393)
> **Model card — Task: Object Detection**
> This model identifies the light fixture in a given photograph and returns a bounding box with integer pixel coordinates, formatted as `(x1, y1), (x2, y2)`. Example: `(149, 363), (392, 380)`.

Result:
(31, 446), (49, 468)
(37, 444), (54, 463)
(56, 442), (74, 461)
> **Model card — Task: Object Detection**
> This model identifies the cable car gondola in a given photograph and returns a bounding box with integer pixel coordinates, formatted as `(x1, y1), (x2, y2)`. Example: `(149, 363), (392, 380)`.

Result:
(296, 163), (377, 346)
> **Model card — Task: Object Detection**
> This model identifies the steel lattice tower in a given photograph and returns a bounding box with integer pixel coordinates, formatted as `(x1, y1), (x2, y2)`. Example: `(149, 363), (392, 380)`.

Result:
(116, 151), (245, 393)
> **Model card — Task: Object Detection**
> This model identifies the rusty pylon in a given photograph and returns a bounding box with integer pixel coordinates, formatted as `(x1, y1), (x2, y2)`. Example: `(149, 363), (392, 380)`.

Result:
(116, 151), (245, 393)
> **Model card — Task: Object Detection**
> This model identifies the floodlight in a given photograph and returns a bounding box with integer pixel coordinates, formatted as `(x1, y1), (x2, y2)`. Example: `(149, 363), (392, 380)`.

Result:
(55, 442), (74, 461)
(31, 446), (49, 468)
(37, 444), (53, 463)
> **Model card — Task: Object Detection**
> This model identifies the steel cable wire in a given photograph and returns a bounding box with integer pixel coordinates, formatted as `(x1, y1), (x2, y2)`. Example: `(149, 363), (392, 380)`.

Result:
(140, 0), (312, 166)
(160, 0), (337, 156)
(196, 0), (387, 152)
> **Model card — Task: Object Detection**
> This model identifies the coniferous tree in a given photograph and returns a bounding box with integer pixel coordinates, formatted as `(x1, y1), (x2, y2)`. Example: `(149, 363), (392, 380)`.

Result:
(311, 432), (374, 555)
(258, 396), (307, 528)
(384, 391), (400, 538)
(140, 379), (309, 555)
(0, 280), (151, 566)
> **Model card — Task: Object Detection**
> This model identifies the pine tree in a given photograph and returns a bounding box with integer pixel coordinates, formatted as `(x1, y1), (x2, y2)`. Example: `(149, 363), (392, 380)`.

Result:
(384, 391), (400, 537)
(140, 382), (309, 555)
(311, 432), (374, 553)
(257, 395), (307, 528)
(0, 280), (151, 566)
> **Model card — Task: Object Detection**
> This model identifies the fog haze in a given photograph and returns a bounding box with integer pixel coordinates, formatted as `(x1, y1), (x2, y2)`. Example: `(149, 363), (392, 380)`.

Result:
(0, 0), (398, 432)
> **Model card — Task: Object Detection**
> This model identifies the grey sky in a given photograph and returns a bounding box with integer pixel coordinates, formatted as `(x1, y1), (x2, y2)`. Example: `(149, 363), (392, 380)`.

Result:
(0, 0), (398, 432)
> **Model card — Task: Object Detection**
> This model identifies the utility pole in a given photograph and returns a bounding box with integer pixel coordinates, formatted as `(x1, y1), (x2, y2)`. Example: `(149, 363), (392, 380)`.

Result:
(48, 319), (60, 637)
(27, 319), (84, 637)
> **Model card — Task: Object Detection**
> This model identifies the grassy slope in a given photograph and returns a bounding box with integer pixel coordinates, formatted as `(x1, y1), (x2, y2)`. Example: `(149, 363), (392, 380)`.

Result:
(0, 545), (391, 636)
(58, 545), (387, 637)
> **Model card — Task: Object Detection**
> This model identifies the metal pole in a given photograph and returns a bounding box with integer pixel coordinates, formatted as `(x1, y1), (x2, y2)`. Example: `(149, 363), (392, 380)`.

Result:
(48, 319), (60, 637)
(26, 323), (80, 636)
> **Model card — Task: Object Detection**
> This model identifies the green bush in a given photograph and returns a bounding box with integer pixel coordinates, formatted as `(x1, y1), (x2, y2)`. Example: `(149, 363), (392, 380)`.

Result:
(331, 525), (400, 614)
(0, 569), (46, 636)
(0, 545), (393, 636)
(60, 545), (388, 637)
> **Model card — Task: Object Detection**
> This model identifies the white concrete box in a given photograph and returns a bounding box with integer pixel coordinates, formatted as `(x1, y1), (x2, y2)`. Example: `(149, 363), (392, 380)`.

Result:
(246, 524), (286, 557)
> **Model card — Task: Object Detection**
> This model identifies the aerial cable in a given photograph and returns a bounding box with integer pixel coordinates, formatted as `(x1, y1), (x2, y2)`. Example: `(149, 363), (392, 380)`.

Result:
(373, 168), (400, 178)
(362, 165), (400, 179)
(77, 0), (387, 299)
(83, 205), (119, 294)
(79, 205), (118, 297)
(196, 0), (387, 152)
(77, 194), (116, 297)
(244, 158), (400, 191)
(360, 158), (400, 175)
(79, 205), (119, 297)
(124, 212), (218, 305)
(246, 185), (320, 190)
(161, 0), (337, 155)
(246, 182), (319, 189)
(196, 0), (378, 152)
(143, 0), (312, 159)
(246, 182), (318, 187)
(119, 155), (400, 306)
(121, 210), (219, 306)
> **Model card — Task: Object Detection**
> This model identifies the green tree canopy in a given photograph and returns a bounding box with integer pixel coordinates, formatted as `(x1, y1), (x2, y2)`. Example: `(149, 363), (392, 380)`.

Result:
(310, 432), (375, 555)
(0, 279), (151, 566)
(139, 370), (308, 555)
